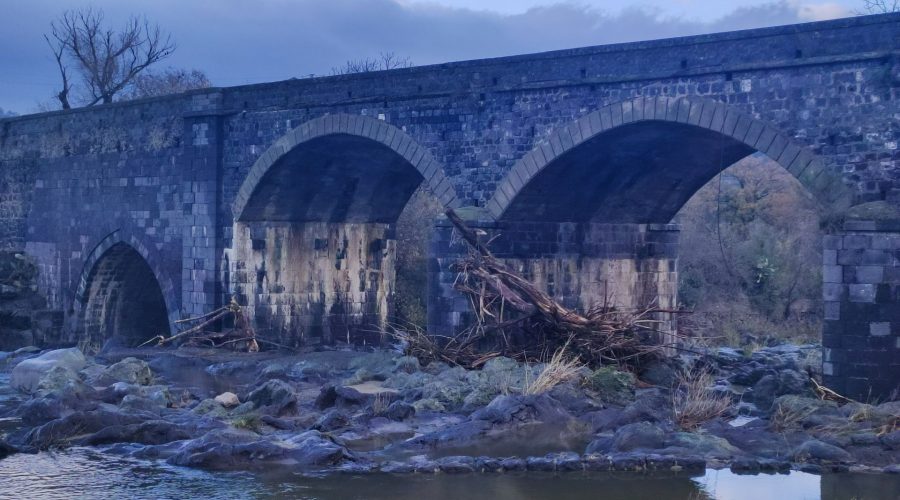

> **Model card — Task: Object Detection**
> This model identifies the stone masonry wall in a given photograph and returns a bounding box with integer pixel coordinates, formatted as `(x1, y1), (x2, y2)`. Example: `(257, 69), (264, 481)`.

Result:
(427, 219), (679, 337)
(823, 220), (900, 401)
(229, 221), (396, 346)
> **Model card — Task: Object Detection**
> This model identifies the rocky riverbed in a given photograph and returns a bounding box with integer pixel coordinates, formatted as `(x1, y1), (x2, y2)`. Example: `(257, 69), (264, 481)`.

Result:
(0, 343), (897, 477)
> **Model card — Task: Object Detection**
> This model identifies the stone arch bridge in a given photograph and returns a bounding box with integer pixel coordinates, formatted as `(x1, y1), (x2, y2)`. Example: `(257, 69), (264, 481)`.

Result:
(1, 14), (898, 399)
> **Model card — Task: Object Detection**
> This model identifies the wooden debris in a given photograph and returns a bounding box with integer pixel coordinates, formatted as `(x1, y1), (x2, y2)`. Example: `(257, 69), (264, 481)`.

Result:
(389, 209), (682, 368)
(140, 296), (259, 352)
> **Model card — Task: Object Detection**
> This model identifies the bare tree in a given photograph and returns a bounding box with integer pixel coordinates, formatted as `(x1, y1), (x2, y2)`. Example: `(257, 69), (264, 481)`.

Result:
(120, 68), (211, 100)
(45, 8), (175, 107)
(859, 0), (900, 13)
(332, 51), (413, 75)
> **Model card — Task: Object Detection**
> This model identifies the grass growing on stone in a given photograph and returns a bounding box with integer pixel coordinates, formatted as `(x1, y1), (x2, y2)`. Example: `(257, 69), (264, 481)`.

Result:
(523, 344), (583, 395)
(672, 368), (732, 431)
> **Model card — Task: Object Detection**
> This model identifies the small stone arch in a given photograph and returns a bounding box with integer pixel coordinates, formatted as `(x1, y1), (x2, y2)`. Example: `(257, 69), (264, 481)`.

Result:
(487, 96), (855, 222)
(75, 229), (178, 346)
(232, 113), (459, 222)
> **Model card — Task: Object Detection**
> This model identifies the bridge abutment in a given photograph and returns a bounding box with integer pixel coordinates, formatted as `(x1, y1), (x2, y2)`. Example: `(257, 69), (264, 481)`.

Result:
(427, 215), (679, 340)
(823, 220), (900, 401)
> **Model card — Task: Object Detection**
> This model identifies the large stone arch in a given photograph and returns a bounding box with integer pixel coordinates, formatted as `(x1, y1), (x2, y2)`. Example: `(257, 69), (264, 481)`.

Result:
(233, 113), (458, 222)
(228, 114), (458, 346)
(488, 96), (855, 223)
(74, 229), (177, 347)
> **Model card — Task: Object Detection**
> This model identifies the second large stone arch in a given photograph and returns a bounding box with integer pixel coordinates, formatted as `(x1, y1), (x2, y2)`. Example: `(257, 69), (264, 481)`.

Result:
(231, 114), (457, 346)
(430, 96), (854, 343)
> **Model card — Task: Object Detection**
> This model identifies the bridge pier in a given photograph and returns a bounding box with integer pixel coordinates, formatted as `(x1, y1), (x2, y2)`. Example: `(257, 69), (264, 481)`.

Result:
(427, 214), (679, 340)
(229, 221), (396, 347)
(823, 220), (900, 401)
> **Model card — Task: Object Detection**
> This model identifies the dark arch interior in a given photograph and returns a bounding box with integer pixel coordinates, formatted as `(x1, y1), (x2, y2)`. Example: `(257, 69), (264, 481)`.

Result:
(238, 134), (425, 223)
(82, 243), (170, 347)
(501, 121), (756, 223)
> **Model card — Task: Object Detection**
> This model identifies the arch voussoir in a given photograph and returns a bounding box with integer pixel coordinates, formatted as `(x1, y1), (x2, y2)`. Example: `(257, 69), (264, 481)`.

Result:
(488, 95), (855, 222)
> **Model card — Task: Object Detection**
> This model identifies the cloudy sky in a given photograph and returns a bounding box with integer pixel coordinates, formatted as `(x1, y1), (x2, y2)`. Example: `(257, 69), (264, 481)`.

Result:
(0, 0), (866, 114)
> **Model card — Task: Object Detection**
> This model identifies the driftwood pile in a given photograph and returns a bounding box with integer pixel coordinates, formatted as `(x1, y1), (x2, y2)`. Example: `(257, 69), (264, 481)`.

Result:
(391, 210), (678, 369)
(141, 296), (259, 352)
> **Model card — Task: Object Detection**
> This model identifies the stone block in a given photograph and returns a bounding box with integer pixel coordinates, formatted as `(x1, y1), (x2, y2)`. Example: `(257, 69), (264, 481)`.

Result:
(848, 284), (876, 303)
(869, 322), (891, 337)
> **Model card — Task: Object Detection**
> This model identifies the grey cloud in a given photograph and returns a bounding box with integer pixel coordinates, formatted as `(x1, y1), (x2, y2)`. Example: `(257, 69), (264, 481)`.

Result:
(0, 0), (830, 113)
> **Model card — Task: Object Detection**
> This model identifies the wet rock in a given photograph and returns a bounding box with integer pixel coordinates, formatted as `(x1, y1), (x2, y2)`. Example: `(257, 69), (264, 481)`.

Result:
(499, 457), (526, 471)
(314, 409), (350, 432)
(585, 366), (635, 406)
(0, 438), (17, 459)
(192, 399), (229, 418)
(26, 407), (151, 449)
(385, 401), (415, 421)
(168, 429), (347, 470)
(727, 363), (768, 386)
(547, 383), (601, 415)
(17, 396), (65, 425)
(880, 431), (900, 451)
(664, 432), (741, 459)
(259, 415), (297, 431)
(474, 456), (503, 472)
(120, 395), (164, 415)
(793, 439), (854, 464)
(610, 422), (666, 452)
(751, 370), (810, 410)
(92, 357), (153, 386)
(214, 392), (240, 408)
(437, 455), (476, 473)
(79, 420), (191, 446)
(471, 394), (572, 425)
(525, 455), (556, 471)
(585, 434), (614, 454)
(246, 379), (298, 416)
(613, 389), (671, 426)
(610, 453), (645, 471)
(849, 432), (879, 446)
(289, 360), (334, 380)
(638, 358), (681, 387)
(11, 348), (86, 393)
(730, 458), (761, 473)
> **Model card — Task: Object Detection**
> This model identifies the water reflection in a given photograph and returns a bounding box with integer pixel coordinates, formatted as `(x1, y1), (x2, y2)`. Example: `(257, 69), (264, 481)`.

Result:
(0, 448), (897, 500)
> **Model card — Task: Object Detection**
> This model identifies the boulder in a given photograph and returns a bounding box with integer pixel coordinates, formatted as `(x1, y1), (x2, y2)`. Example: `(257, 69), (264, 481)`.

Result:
(246, 379), (298, 416)
(314, 409), (350, 432)
(214, 392), (240, 408)
(585, 367), (636, 406)
(79, 420), (192, 446)
(880, 430), (900, 451)
(609, 422), (667, 452)
(385, 401), (415, 421)
(92, 357), (153, 386)
(793, 439), (854, 464)
(11, 348), (86, 393)
(751, 370), (810, 410)
(167, 429), (347, 470)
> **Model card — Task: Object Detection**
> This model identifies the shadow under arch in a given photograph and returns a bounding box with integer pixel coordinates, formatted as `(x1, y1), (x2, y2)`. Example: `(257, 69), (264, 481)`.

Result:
(75, 230), (177, 347)
(233, 113), (459, 223)
(487, 96), (854, 223)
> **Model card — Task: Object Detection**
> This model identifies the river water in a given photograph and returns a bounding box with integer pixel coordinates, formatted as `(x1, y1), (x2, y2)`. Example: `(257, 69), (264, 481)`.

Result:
(2, 368), (898, 499)
(0, 446), (897, 500)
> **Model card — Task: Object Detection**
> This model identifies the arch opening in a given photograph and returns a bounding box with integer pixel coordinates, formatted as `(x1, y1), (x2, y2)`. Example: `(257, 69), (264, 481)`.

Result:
(500, 121), (755, 223)
(238, 134), (426, 223)
(230, 115), (451, 347)
(80, 242), (171, 347)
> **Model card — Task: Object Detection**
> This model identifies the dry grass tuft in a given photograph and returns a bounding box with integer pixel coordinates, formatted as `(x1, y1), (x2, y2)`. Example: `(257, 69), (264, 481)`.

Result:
(672, 368), (732, 431)
(522, 343), (583, 395)
(372, 392), (392, 416)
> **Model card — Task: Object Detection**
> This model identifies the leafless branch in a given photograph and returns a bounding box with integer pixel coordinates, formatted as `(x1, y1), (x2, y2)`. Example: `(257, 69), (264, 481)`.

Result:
(46, 7), (176, 107)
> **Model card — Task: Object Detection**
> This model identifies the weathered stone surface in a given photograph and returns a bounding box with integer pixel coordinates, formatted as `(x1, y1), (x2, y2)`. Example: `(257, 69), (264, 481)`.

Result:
(11, 348), (86, 393)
